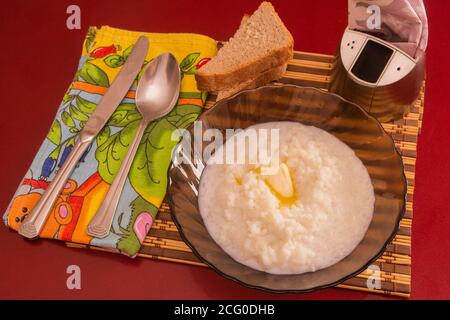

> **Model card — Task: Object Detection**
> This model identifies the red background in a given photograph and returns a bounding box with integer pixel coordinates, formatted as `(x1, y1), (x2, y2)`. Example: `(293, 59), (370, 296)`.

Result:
(0, 0), (449, 300)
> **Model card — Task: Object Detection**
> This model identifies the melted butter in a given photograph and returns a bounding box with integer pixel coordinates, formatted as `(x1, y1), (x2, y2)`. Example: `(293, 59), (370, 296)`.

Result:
(249, 163), (298, 207)
(250, 167), (261, 175)
(264, 174), (298, 207)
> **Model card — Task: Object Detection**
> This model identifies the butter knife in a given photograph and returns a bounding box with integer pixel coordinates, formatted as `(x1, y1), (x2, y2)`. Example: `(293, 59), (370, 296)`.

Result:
(19, 36), (149, 239)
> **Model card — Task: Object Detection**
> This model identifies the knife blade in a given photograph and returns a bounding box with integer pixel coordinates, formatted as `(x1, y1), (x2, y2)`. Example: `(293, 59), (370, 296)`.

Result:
(19, 36), (149, 239)
(82, 36), (149, 139)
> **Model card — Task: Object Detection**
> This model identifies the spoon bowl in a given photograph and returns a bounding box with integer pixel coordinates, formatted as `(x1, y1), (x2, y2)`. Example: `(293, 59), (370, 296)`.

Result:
(136, 53), (181, 121)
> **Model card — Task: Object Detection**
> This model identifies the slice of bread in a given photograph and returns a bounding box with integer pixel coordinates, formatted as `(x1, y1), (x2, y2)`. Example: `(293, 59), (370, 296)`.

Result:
(216, 63), (287, 100)
(195, 2), (293, 91)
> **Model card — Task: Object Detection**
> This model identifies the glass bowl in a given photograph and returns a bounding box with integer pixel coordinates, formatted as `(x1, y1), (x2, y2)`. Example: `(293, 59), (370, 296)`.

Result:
(167, 85), (406, 293)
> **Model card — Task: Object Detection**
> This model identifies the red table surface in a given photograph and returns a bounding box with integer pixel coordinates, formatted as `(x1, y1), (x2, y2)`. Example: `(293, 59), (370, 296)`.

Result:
(0, 0), (449, 300)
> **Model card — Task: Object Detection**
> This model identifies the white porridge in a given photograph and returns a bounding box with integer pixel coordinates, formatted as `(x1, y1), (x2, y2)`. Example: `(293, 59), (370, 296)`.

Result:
(198, 122), (375, 275)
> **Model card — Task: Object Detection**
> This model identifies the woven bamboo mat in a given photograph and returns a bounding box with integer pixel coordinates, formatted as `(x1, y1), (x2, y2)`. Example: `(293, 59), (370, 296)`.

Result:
(67, 50), (424, 298)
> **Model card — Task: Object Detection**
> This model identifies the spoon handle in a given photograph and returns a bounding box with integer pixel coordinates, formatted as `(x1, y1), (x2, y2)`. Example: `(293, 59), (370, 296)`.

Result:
(87, 120), (148, 238)
(19, 137), (92, 239)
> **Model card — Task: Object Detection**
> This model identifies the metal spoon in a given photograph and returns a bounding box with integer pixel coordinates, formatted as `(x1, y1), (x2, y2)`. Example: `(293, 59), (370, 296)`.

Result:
(87, 53), (180, 238)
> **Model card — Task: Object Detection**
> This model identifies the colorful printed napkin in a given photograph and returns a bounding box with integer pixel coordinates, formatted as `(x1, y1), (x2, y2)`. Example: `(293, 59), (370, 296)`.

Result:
(348, 0), (428, 58)
(3, 26), (217, 256)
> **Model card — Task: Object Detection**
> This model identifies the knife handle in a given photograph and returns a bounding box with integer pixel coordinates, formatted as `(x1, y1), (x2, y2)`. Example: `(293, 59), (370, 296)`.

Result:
(87, 120), (148, 238)
(19, 137), (92, 239)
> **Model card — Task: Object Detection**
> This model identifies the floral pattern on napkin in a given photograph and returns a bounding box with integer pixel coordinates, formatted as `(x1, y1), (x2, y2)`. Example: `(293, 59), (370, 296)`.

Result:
(3, 26), (217, 256)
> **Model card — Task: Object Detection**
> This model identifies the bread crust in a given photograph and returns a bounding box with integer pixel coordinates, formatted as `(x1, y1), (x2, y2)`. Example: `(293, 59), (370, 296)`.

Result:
(196, 46), (292, 91)
(195, 2), (293, 91)
(217, 63), (287, 100)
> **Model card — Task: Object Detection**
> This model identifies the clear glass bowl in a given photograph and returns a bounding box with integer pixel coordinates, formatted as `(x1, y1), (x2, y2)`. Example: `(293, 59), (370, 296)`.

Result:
(167, 85), (406, 293)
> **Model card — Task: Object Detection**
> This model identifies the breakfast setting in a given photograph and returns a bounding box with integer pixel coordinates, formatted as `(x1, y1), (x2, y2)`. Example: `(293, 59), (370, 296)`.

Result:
(1, 0), (449, 304)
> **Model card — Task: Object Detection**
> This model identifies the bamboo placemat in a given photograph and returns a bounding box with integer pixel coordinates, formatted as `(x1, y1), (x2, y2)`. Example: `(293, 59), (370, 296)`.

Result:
(67, 50), (424, 298)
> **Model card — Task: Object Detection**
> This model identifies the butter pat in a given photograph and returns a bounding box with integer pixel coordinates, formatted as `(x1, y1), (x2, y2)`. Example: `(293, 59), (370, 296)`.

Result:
(263, 163), (294, 198)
